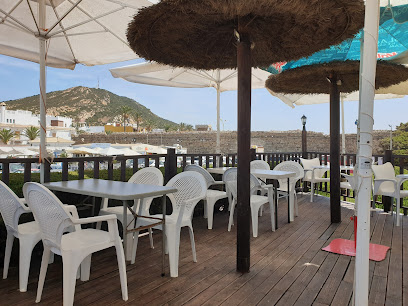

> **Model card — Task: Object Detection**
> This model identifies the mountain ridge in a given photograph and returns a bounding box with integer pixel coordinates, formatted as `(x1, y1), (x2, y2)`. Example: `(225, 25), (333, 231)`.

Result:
(1, 86), (178, 128)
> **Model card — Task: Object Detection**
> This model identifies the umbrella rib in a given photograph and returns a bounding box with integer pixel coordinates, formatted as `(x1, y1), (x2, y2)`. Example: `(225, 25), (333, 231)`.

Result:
(49, 2), (77, 64)
(105, 0), (153, 10)
(49, 7), (125, 37)
(192, 70), (218, 82)
(0, 0), (23, 24)
(64, 0), (130, 47)
(46, 0), (83, 37)
(52, 30), (108, 38)
(220, 71), (238, 83)
(168, 69), (190, 82)
(0, 6), (35, 34)
(2, 19), (34, 36)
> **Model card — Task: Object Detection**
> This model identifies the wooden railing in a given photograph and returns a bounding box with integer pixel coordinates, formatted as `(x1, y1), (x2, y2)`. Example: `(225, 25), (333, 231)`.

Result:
(1, 149), (408, 214)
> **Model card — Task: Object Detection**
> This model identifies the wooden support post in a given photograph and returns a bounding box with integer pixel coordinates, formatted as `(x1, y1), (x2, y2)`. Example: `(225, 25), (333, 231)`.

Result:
(383, 149), (393, 212)
(236, 27), (251, 273)
(330, 74), (341, 223)
(250, 148), (256, 161)
(165, 148), (177, 184)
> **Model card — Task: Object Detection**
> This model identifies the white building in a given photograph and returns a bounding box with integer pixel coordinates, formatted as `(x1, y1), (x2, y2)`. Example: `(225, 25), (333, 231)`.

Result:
(0, 102), (74, 144)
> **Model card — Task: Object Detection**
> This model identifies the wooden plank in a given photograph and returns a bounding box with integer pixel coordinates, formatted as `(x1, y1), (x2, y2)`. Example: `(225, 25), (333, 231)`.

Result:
(385, 216), (402, 306)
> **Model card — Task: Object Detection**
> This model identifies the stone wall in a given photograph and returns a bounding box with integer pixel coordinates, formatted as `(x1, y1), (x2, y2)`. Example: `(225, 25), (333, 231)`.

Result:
(73, 130), (388, 155)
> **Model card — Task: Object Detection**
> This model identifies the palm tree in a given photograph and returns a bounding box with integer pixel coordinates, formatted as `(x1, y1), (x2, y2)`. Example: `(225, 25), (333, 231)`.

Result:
(0, 129), (14, 144)
(132, 112), (142, 132)
(186, 124), (194, 131)
(120, 106), (133, 132)
(179, 122), (186, 131)
(23, 126), (40, 140)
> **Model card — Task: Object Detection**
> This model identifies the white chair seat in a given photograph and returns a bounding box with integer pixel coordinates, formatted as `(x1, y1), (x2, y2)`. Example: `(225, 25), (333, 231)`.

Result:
(340, 182), (352, 190)
(206, 189), (227, 201)
(61, 229), (114, 252)
(313, 177), (330, 183)
(100, 206), (133, 216)
(251, 195), (269, 206)
(18, 221), (41, 236)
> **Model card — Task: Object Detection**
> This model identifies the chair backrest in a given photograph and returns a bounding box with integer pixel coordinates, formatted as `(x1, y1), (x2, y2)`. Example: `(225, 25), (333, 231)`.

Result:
(128, 167), (164, 186)
(372, 162), (396, 194)
(23, 182), (73, 249)
(223, 168), (262, 199)
(299, 157), (326, 180)
(166, 171), (207, 218)
(250, 160), (270, 170)
(185, 164), (215, 188)
(274, 161), (305, 189)
(0, 181), (27, 235)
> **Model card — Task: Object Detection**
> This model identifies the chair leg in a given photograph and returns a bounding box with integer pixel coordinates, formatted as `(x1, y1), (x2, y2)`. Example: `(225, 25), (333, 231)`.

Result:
(36, 246), (51, 303)
(166, 226), (181, 277)
(95, 221), (102, 230)
(114, 238), (128, 301)
(396, 197), (401, 227)
(148, 228), (154, 249)
(18, 236), (38, 292)
(310, 183), (315, 202)
(294, 192), (299, 217)
(228, 201), (236, 231)
(3, 232), (14, 279)
(80, 254), (92, 281)
(251, 205), (260, 238)
(62, 253), (82, 306)
(206, 198), (216, 229)
(130, 230), (140, 265)
(203, 200), (208, 218)
(188, 226), (197, 262)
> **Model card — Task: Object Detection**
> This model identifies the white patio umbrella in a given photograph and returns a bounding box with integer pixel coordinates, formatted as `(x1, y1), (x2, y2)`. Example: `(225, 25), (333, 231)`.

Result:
(0, 0), (154, 181)
(95, 146), (124, 156)
(110, 61), (271, 153)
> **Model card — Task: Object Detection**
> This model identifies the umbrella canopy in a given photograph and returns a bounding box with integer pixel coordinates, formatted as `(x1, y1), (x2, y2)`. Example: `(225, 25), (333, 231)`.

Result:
(0, 0), (154, 69)
(95, 146), (124, 156)
(127, 0), (364, 70)
(110, 61), (271, 153)
(126, 0), (365, 273)
(266, 61), (408, 94)
(266, 2), (408, 74)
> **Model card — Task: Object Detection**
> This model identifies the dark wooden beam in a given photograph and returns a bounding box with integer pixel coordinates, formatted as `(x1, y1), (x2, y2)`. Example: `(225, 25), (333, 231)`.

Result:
(236, 27), (251, 273)
(330, 74), (341, 223)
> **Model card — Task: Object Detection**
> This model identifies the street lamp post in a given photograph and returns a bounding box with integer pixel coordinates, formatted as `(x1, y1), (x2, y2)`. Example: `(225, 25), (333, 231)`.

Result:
(301, 115), (307, 158)
(389, 124), (392, 150)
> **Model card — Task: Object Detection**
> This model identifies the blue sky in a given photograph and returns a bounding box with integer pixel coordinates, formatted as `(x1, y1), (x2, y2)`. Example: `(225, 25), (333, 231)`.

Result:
(1, 54), (407, 134)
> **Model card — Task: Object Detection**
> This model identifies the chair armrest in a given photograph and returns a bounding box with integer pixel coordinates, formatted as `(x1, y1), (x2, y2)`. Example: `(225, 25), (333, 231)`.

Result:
(183, 196), (205, 206)
(373, 178), (397, 195)
(396, 176), (408, 189)
(71, 214), (117, 225)
(210, 181), (225, 186)
(341, 173), (356, 190)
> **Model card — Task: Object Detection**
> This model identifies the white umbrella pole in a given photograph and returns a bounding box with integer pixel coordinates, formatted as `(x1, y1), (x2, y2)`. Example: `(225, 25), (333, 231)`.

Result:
(216, 71), (221, 154)
(39, 0), (47, 183)
(354, 1), (380, 305)
(341, 95), (346, 156)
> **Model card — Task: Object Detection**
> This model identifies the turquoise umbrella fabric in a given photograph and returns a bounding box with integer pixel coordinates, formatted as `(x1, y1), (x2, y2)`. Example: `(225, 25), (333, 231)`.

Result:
(266, 4), (408, 74)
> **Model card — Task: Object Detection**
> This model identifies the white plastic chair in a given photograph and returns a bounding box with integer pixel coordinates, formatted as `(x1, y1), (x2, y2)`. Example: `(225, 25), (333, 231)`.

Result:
(0, 181), (41, 292)
(185, 164), (227, 229)
(223, 168), (272, 237)
(300, 157), (330, 202)
(23, 182), (128, 306)
(98, 167), (164, 256)
(131, 171), (207, 277)
(372, 162), (408, 226)
(250, 160), (270, 197)
(273, 161), (304, 218)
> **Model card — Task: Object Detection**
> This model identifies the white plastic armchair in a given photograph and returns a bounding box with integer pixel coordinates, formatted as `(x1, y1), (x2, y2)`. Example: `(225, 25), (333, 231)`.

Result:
(300, 158), (330, 202)
(0, 181), (41, 293)
(223, 168), (271, 237)
(273, 161), (304, 218)
(23, 182), (127, 306)
(185, 164), (227, 229)
(131, 171), (207, 277)
(372, 162), (408, 226)
(250, 160), (270, 197)
(98, 167), (164, 255)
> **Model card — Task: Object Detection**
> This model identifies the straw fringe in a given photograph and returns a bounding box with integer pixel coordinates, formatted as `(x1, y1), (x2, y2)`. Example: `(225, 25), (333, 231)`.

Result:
(265, 61), (408, 94)
(127, 0), (364, 69)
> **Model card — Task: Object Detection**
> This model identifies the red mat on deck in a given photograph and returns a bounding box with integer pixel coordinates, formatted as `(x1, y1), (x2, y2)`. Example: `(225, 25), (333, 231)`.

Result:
(322, 238), (390, 262)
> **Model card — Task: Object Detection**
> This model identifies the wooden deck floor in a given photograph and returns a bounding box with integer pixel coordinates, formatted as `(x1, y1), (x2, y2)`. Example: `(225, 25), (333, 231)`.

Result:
(1, 194), (406, 305)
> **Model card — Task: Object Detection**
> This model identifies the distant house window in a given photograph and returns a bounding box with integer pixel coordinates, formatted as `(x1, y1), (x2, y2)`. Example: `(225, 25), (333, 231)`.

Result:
(13, 119), (15, 123)
(6, 119), (8, 123)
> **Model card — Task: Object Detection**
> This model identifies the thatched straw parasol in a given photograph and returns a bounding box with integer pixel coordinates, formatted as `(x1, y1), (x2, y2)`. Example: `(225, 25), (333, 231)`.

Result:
(127, 0), (364, 70)
(266, 60), (408, 223)
(266, 61), (408, 94)
(127, 0), (365, 273)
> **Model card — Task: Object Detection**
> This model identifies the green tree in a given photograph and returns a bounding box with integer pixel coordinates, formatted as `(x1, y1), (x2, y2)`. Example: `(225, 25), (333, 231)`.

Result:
(179, 122), (186, 131)
(381, 122), (408, 155)
(132, 112), (142, 132)
(120, 106), (133, 132)
(0, 129), (14, 144)
(23, 126), (40, 140)
(144, 121), (154, 132)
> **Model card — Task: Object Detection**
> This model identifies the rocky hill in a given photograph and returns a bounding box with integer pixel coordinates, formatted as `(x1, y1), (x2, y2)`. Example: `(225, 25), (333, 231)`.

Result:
(1, 86), (178, 128)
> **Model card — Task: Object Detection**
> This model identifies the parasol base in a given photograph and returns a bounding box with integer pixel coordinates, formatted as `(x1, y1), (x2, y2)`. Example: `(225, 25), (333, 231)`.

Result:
(322, 238), (390, 262)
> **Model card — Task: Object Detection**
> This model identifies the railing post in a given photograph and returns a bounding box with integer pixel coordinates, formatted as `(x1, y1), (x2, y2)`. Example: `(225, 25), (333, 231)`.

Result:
(382, 149), (393, 212)
(165, 148), (177, 184)
(250, 148), (256, 161)
(44, 160), (51, 183)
